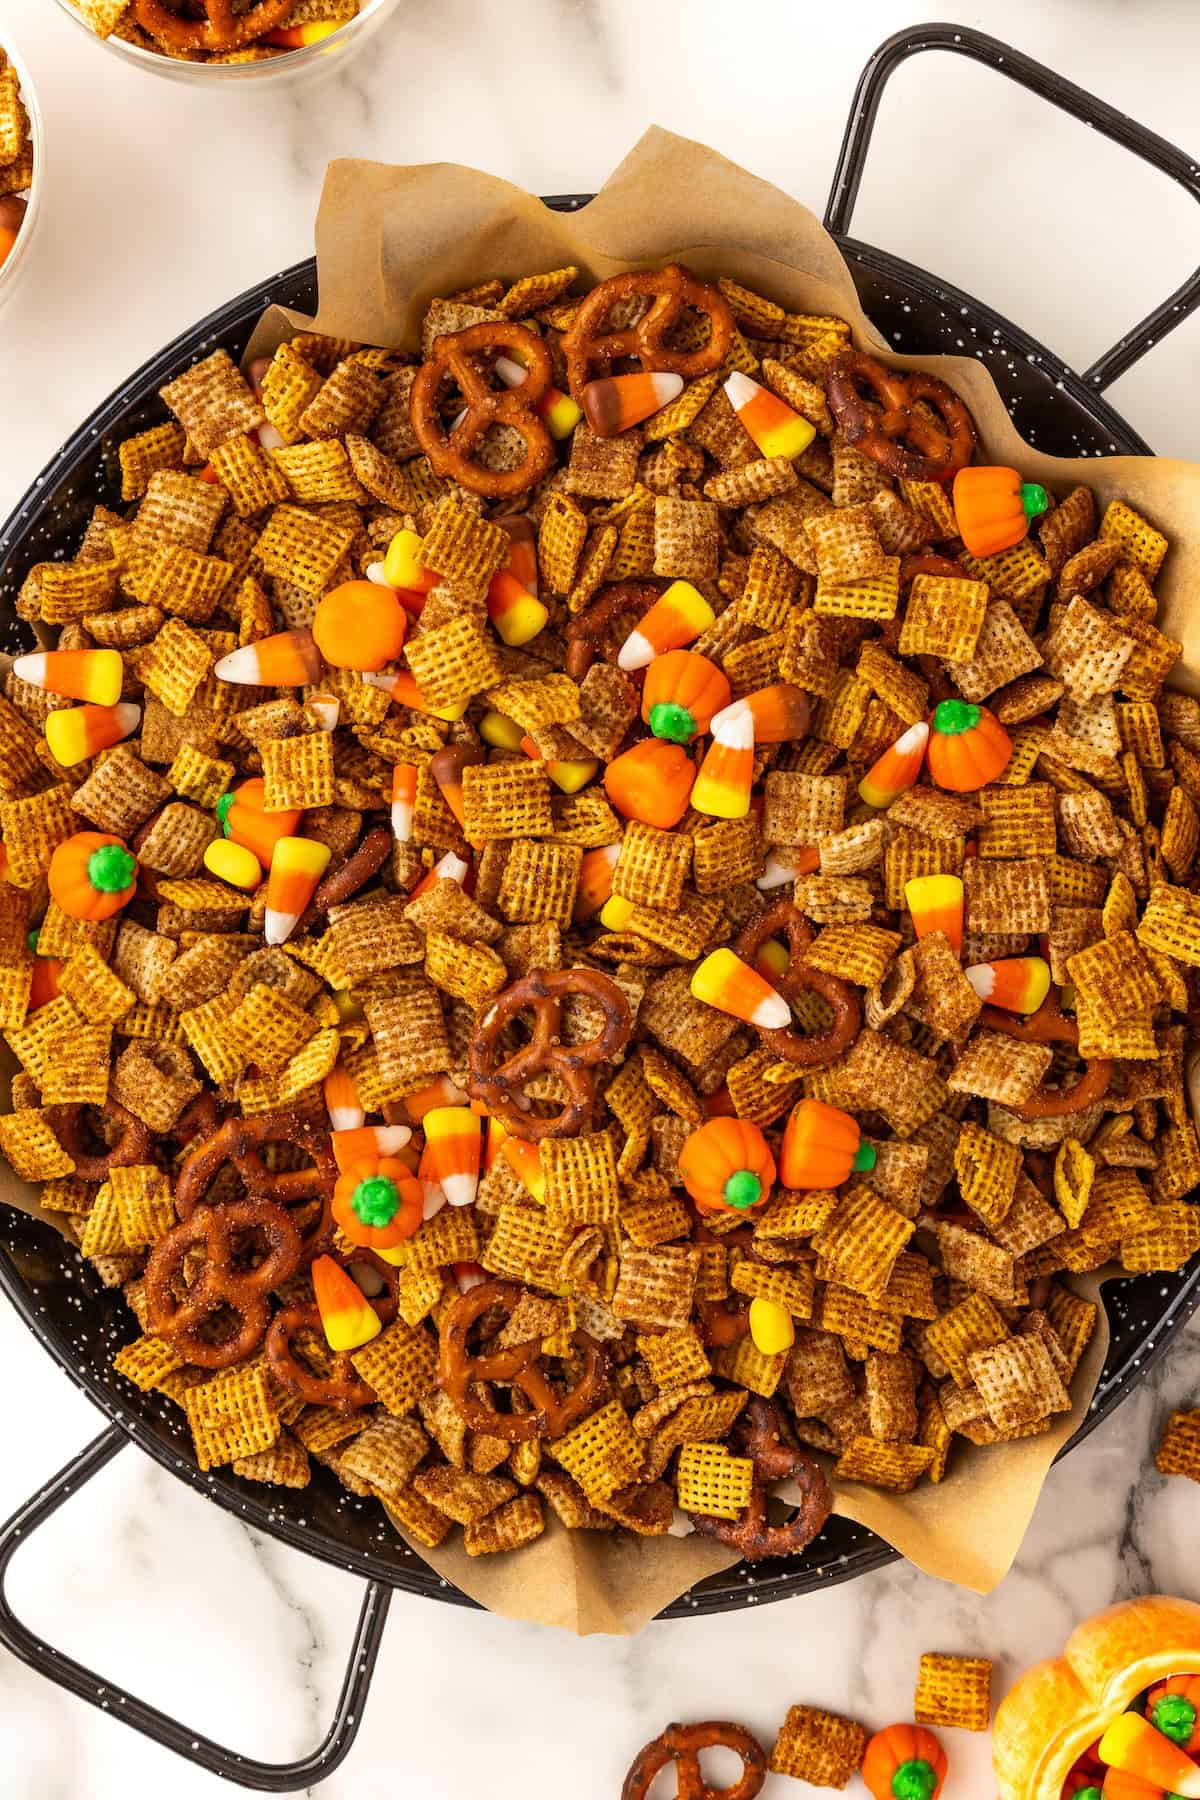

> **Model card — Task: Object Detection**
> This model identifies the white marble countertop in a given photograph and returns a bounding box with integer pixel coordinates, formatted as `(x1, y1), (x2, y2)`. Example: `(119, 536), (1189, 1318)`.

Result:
(1, 2), (1200, 1795)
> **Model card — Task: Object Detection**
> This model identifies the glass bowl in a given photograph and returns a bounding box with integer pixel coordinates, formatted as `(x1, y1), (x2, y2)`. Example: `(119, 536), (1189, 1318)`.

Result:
(49, 0), (400, 85)
(0, 40), (44, 317)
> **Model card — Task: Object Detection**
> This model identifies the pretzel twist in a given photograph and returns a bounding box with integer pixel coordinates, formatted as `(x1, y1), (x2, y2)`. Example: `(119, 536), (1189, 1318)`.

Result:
(621, 1721), (768, 1800)
(824, 350), (977, 482)
(175, 1109), (336, 1261)
(688, 1397), (832, 1561)
(469, 966), (632, 1139)
(438, 1278), (608, 1440)
(735, 901), (861, 1067)
(145, 1198), (302, 1368)
(410, 321), (555, 499)
(561, 264), (735, 399)
(133, 0), (293, 51)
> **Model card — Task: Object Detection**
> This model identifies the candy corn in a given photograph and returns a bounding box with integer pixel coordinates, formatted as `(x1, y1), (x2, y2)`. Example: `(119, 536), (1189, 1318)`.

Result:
(749, 1296), (795, 1355)
(1097, 1713), (1200, 1797)
(965, 956), (1052, 1015)
(484, 1112), (509, 1172)
(723, 370), (816, 460)
(599, 894), (634, 930)
(44, 702), (140, 768)
(617, 581), (716, 671)
(431, 743), (483, 827)
(331, 1125), (413, 1173)
(904, 873), (964, 955)
(757, 846), (820, 890)
(306, 692), (341, 732)
(453, 1261), (487, 1293)
(312, 579), (408, 671)
(13, 649), (123, 707)
(581, 371), (685, 437)
(203, 838), (262, 892)
(858, 720), (929, 809)
(363, 667), (468, 722)
(265, 19), (340, 46)
(754, 937), (790, 982)
(264, 836), (331, 946)
(382, 527), (440, 597)
(214, 628), (322, 687)
(421, 1106), (481, 1209)
(400, 1075), (469, 1122)
(480, 710), (524, 751)
(493, 354), (581, 438)
(311, 1254), (382, 1353)
(501, 1134), (546, 1203)
(390, 762), (417, 842)
(573, 843), (621, 921)
(323, 1064), (365, 1131)
(691, 700), (754, 818)
(29, 952), (62, 1011)
(216, 778), (302, 870)
(497, 515), (538, 595)
(691, 948), (790, 1030)
(410, 849), (469, 900)
(713, 683), (810, 745)
(519, 734), (598, 795)
(486, 566), (548, 647)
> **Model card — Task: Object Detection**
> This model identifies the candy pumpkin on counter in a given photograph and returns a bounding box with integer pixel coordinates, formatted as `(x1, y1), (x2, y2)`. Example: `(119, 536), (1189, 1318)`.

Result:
(993, 1596), (1200, 1800)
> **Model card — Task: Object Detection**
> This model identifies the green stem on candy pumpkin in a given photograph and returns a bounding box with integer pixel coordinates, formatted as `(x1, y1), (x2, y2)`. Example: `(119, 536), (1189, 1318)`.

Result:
(890, 1761), (937, 1800)
(722, 1169), (762, 1210)
(932, 698), (980, 737)
(351, 1174), (400, 1227)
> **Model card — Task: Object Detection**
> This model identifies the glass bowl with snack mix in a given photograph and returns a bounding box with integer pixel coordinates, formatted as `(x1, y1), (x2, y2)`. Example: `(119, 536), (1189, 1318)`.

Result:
(53, 0), (399, 81)
(0, 41), (42, 313)
(0, 260), (1197, 1567)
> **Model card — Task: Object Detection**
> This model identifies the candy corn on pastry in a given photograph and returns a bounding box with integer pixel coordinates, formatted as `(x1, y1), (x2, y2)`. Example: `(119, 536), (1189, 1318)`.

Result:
(1, 261), (1197, 1579)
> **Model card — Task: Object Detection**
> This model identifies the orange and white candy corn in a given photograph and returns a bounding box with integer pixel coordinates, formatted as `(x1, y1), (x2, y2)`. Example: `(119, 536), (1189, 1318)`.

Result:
(431, 743), (483, 827)
(858, 720), (929, 809)
(311, 1254), (381, 1353)
(323, 1064), (365, 1131)
(453, 1261), (487, 1293)
(757, 846), (820, 890)
(501, 1134), (546, 1203)
(904, 873), (964, 955)
(714, 683), (810, 745)
(691, 947), (790, 1030)
(363, 667), (468, 722)
(215, 628), (322, 687)
(691, 700), (754, 818)
(264, 836), (331, 946)
(382, 527), (439, 596)
(497, 515), (538, 595)
(44, 702), (140, 768)
(965, 955), (1051, 1014)
(13, 649), (123, 707)
(306, 692), (341, 732)
(573, 843), (621, 921)
(723, 371), (816, 461)
(1098, 1713), (1200, 1798)
(486, 566), (548, 647)
(391, 762), (417, 842)
(480, 710), (524, 751)
(331, 1124), (412, 1173)
(519, 734), (598, 795)
(203, 838), (261, 892)
(421, 1106), (481, 1209)
(399, 1075), (469, 1123)
(617, 581), (715, 672)
(494, 354), (582, 439)
(410, 850), (469, 901)
(581, 371), (684, 437)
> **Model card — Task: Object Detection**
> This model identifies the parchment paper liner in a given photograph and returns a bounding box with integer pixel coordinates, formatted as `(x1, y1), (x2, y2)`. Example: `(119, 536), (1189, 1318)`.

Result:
(3, 127), (1198, 1631)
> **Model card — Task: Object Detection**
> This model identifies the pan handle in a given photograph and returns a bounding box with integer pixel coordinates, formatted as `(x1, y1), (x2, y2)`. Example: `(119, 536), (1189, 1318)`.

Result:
(0, 1425), (391, 1793)
(825, 22), (1200, 391)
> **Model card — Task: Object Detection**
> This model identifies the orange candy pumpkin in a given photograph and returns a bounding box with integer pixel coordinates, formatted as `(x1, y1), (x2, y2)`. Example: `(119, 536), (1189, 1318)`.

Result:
(47, 832), (138, 921)
(640, 649), (731, 745)
(313, 579), (408, 672)
(677, 1116), (775, 1215)
(604, 737), (695, 828)
(862, 1724), (948, 1800)
(952, 465), (1049, 558)
(331, 1155), (424, 1257)
(1146, 1675), (1200, 1755)
(216, 777), (303, 870)
(926, 700), (1011, 792)
(780, 1098), (875, 1190)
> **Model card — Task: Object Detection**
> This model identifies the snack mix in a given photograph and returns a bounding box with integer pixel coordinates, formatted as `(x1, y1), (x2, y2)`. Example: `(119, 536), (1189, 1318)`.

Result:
(69, 0), (360, 62)
(1, 259), (1198, 1571)
(0, 47), (32, 272)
